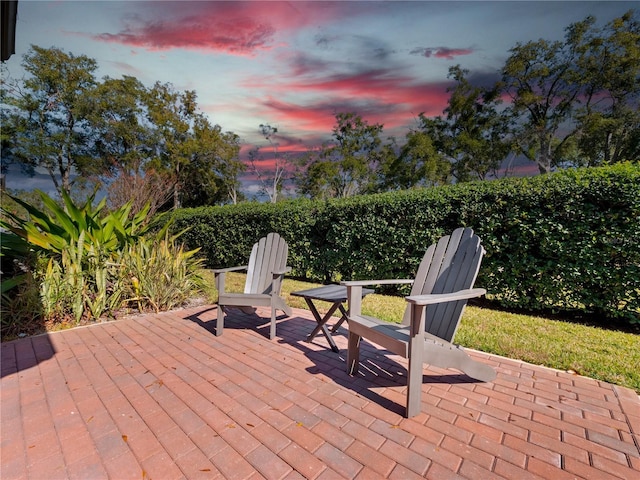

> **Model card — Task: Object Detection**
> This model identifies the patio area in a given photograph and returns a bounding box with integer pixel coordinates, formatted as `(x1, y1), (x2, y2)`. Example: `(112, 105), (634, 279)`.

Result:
(1, 305), (639, 480)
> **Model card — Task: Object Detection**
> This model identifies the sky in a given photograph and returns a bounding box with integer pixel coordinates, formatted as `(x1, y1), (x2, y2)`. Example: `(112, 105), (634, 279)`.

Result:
(2, 0), (637, 197)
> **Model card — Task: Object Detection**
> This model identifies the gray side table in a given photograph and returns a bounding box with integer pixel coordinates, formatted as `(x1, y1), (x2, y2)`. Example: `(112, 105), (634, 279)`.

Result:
(291, 284), (374, 352)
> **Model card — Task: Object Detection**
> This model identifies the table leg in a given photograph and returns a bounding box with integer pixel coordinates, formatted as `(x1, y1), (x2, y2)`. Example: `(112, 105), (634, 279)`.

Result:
(305, 299), (341, 353)
(330, 304), (350, 333)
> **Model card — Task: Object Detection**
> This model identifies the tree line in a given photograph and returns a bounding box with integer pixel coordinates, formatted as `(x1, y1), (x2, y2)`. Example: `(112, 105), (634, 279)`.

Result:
(1, 10), (638, 209)
(1, 46), (244, 212)
(290, 10), (639, 200)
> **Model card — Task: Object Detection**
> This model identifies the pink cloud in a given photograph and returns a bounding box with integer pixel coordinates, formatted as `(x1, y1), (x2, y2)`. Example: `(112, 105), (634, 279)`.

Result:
(246, 67), (452, 131)
(260, 98), (338, 133)
(297, 72), (449, 110)
(257, 97), (406, 137)
(94, 17), (275, 55)
(92, 2), (344, 55)
(410, 47), (474, 60)
(256, 91), (447, 144)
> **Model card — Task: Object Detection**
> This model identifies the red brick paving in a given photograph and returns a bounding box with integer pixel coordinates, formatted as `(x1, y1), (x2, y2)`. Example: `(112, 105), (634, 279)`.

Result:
(1, 305), (639, 479)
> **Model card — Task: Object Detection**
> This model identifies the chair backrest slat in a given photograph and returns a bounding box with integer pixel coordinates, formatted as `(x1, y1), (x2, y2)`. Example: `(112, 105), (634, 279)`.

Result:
(402, 227), (485, 342)
(244, 233), (288, 295)
(428, 235), (484, 341)
(245, 241), (260, 294)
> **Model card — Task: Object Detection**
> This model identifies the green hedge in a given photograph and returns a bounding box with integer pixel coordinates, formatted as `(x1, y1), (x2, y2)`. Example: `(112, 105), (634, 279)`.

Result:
(164, 164), (640, 324)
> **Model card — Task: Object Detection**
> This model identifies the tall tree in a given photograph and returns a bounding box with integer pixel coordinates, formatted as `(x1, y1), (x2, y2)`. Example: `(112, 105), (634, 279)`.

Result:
(444, 67), (512, 180)
(294, 145), (339, 200)
(212, 130), (245, 205)
(419, 66), (512, 181)
(296, 112), (384, 199)
(1, 45), (98, 195)
(85, 75), (152, 177)
(248, 124), (291, 203)
(179, 117), (242, 207)
(378, 130), (450, 190)
(84, 75), (174, 215)
(500, 36), (581, 173)
(144, 82), (194, 209)
(570, 11), (640, 165)
(2, 47), (243, 207)
(144, 82), (242, 208)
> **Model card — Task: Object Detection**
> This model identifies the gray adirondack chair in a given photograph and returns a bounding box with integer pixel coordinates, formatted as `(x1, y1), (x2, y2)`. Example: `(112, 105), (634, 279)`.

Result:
(342, 227), (496, 417)
(213, 232), (292, 340)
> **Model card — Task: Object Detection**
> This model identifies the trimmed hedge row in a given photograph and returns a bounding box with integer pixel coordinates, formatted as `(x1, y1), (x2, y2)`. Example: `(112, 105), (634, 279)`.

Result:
(163, 163), (640, 324)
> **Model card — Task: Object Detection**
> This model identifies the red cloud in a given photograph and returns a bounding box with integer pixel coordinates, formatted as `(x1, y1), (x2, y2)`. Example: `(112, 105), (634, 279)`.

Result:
(410, 47), (474, 60)
(261, 98), (340, 133)
(246, 68), (452, 132)
(255, 89), (448, 146)
(297, 71), (449, 111)
(93, 2), (343, 55)
(95, 16), (275, 55)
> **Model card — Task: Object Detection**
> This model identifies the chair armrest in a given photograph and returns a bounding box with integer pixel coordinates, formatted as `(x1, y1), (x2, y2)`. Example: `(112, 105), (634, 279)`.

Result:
(342, 279), (413, 317)
(212, 265), (248, 297)
(212, 265), (248, 274)
(272, 266), (292, 276)
(406, 288), (486, 305)
(341, 279), (414, 287)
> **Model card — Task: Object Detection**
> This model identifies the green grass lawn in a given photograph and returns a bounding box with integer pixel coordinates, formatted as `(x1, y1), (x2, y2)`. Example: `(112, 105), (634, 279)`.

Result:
(206, 272), (640, 393)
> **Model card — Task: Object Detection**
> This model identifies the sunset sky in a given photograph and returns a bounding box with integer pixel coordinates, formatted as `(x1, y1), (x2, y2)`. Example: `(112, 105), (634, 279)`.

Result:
(2, 1), (636, 196)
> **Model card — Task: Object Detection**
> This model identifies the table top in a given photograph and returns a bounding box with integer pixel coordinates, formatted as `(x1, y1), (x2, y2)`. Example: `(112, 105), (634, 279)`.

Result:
(291, 284), (375, 302)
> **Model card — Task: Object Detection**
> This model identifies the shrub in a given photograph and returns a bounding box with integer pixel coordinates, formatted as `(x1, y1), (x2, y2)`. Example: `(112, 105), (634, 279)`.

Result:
(162, 164), (640, 324)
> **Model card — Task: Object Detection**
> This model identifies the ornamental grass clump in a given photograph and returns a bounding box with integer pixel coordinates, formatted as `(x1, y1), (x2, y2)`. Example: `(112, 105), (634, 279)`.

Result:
(120, 225), (205, 313)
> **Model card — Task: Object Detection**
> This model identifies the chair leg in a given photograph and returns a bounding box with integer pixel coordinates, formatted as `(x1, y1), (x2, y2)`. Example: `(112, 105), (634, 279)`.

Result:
(216, 305), (225, 336)
(347, 332), (361, 375)
(456, 350), (496, 382)
(406, 332), (425, 418)
(269, 306), (277, 340)
(273, 296), (292, 317)
(406, 355), (423, 418)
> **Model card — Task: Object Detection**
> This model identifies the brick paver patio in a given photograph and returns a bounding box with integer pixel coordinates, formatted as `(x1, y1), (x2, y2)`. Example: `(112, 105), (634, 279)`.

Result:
(1, 305), (639, 479)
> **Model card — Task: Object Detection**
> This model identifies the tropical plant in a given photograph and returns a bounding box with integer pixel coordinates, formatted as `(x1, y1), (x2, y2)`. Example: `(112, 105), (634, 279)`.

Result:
(1, 189), (151, 322)
(1, 189), (149, 255)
